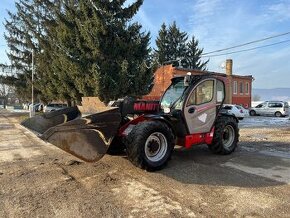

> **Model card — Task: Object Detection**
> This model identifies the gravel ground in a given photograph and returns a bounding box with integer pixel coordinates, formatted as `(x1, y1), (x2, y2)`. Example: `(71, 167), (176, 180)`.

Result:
(0, 110), (290, 217)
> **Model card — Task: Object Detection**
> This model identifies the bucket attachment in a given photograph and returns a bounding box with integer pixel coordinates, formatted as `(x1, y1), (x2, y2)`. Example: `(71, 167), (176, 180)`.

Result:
(21, 107), (121, 162)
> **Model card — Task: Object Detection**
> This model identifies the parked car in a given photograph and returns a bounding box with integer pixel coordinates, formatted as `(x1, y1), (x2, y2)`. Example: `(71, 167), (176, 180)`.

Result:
(249, 101), (289, 117)
(44, 103), (68, 113)
(222, 104), (249, 120)
(238, 105), (250, 117)
(29, 103), (44, 112)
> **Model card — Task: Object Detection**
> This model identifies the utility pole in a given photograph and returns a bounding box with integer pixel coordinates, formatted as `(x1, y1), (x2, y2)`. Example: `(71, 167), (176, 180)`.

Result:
(30, 50), (35, 117)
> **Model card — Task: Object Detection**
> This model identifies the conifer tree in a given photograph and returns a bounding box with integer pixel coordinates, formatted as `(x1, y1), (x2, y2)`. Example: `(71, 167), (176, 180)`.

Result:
(4, 0), (154, 103)
(154, 22), (208, 70)
(4, 0), (36, 100)
(154, 23), (169, 65)
(167, 21), (188, 61)
(186, 36), (208, 70)
(77, 0), (153, 102)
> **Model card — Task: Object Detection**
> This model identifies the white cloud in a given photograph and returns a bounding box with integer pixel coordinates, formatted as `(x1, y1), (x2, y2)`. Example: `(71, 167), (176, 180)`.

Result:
(185, 0), (290, 88)
(191, 0), (223, 22)
(265, 0), (290, 22)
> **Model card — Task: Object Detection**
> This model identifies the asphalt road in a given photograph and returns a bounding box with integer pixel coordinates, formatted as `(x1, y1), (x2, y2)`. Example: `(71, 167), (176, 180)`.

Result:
(0, 110), (290, 217)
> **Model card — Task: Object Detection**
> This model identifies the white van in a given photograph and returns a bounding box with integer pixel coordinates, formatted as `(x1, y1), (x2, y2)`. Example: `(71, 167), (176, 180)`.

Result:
(249, 101), (289, 117)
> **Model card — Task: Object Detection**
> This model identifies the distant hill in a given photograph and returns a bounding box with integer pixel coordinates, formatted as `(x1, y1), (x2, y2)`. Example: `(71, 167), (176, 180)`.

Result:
(253, 88), (290, 101)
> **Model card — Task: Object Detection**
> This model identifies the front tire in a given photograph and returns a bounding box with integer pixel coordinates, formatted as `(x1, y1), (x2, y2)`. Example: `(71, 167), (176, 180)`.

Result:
(249, 110), (256, 116)
(275, 111), (282, 117)
(208, 116), (239, 155)
(107, 136), (126, 155)
(107, 117), (130, 155)
(125, 121), (174, 171)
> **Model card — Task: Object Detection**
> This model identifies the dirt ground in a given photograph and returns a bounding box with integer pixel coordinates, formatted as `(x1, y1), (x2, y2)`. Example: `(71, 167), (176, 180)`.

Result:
(0, 110), (290, 217)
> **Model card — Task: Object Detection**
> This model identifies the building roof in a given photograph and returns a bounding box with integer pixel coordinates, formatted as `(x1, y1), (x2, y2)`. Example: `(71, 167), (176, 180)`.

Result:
(173, 66), (254, 80)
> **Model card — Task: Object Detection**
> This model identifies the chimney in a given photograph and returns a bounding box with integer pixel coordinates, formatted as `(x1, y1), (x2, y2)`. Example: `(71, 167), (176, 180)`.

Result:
(225, 59), (233, 104)
(226, 59), (233, 76)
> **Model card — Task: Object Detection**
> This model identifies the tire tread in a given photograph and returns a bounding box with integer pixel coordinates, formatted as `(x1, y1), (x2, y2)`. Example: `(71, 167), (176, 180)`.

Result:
(125, 121), (174, 171)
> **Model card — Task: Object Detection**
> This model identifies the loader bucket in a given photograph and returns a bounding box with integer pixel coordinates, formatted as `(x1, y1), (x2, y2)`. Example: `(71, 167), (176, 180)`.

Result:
(21, 107), (121, 162)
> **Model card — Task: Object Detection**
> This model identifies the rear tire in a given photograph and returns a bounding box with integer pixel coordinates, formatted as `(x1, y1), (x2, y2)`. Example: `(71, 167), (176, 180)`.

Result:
(208, 116), (239, 155)
(125, 121), (174, 171)
(249, 110), (256, 116)
(275, 111), (282, 117)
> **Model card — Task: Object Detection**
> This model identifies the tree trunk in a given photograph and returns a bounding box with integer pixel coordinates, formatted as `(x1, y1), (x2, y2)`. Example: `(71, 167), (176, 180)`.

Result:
(3, 97), (7, 109)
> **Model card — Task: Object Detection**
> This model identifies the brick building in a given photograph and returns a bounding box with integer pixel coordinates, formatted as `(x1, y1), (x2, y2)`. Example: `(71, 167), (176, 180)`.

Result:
(144, 59), (254, 108)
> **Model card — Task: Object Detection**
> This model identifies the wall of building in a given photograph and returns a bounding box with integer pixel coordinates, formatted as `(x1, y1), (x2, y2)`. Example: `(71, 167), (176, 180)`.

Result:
(231, 77), (252, 108)
(143, 65), (174, 100)
(144, 61), (253, 108)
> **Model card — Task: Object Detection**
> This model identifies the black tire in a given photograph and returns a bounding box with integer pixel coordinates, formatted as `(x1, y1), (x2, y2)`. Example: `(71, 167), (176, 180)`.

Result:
(249, 110), (256, 116)
(107, 136), (126, 155)
(125, 121), (174, 171)
(275, 111), (282, 117)
(208, 116), (239, 155)
(107, 117), (130, 155)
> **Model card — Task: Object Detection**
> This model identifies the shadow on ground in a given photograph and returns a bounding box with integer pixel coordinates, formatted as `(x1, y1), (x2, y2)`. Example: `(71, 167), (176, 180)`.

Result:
(157, 141), (290, 188)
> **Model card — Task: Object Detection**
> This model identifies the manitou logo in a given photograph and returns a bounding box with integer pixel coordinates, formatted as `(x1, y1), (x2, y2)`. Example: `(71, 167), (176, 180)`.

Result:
(133, 102), (159, 111)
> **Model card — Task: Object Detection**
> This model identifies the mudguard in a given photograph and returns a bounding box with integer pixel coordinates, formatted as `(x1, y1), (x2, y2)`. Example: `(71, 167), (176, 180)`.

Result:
(21, 107), (121, 162)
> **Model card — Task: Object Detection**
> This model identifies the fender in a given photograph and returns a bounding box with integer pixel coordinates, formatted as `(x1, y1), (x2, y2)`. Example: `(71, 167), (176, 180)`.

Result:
(218, 112), (239, 123)
(118, 114), (175, 137)
(143, 114), (175, 133)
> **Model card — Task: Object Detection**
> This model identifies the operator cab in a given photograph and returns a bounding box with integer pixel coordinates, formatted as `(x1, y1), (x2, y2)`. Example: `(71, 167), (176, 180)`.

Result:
(160, 75), (226, 136)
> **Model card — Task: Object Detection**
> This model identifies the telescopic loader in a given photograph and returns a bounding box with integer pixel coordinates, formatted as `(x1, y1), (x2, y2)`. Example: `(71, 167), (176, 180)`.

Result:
(22, 74), (239, 171)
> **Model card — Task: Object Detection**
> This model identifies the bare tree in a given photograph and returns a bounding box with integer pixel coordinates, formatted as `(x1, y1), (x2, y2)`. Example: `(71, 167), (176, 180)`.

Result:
(0, 65), (15, 108)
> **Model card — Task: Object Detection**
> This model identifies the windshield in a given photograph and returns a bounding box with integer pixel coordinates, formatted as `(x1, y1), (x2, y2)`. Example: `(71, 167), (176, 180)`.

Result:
(160, 79), (186, 109)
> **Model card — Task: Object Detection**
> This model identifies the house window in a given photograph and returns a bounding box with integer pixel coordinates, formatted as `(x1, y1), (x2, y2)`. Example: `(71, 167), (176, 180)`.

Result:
(233, 81), (237, 94)
(245, 82), (249, 95)
(239, 82), (244, 95)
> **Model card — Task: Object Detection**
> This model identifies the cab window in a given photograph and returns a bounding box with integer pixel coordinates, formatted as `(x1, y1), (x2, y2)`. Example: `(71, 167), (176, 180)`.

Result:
(216, 80), (224, 103)
(187, 80), (214, 106)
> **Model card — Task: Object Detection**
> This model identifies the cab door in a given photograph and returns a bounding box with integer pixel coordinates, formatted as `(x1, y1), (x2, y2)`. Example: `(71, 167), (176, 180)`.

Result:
(183, 78), (224, 134)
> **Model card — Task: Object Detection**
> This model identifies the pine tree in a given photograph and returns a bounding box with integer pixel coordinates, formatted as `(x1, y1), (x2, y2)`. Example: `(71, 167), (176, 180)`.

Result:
(186, 36), (208, 70)
(4, 0), (56, 102)
(4, 0), (35, 100)
(154, 22), (208, 70)
(154, 23), (169, 65)
(4, 0), (154, 104)
(167, 21), (188, 61)
(77, 0), (153, 102)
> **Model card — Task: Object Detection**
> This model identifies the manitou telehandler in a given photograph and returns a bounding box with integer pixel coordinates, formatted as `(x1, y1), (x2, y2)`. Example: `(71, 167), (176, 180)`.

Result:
(22, 74), (239, 171)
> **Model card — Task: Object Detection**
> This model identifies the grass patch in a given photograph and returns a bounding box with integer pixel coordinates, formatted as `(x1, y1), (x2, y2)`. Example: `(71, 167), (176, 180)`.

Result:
(18, 114), (30, 123)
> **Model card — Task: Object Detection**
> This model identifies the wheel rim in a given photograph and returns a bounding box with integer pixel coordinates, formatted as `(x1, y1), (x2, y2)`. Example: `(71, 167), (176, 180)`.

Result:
(275, 112), (282, 117)
(222, 125), (235, 149)
(145, 132), (168, 162)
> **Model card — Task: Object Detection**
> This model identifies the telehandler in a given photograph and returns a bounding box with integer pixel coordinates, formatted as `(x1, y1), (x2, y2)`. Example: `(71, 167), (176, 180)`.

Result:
(22, 74), (239, 171)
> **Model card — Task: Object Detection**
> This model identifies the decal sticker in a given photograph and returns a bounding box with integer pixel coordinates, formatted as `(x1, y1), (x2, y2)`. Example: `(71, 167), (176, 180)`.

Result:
(198, 113), (207, 123)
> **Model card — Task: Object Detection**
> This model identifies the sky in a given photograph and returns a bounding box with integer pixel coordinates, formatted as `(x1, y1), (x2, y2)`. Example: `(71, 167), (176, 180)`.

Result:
(1, 0), (290, 89)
